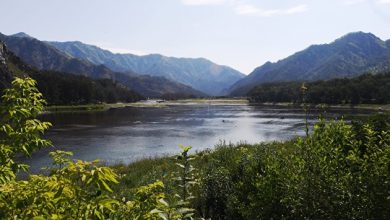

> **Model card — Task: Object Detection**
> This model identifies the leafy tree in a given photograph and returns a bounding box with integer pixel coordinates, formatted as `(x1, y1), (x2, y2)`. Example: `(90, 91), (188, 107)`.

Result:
(0, 77), (51, 182)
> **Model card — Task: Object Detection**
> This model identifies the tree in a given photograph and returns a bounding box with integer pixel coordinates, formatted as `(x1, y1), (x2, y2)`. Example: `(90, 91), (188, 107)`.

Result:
(0, 77), (51, 182)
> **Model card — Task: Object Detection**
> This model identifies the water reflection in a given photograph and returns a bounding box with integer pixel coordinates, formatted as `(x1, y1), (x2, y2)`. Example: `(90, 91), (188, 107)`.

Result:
(21, 104), (371, 172)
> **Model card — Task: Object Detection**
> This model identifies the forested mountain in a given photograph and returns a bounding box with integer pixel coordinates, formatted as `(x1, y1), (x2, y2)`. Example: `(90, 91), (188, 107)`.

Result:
(0, 33), (114, 79)
(47, 40), (244, 95)
(0, 41), (143, 104)
(248, 73), (390, 104)
(230, 32), (390, 96)
(0, 33), (204, 98)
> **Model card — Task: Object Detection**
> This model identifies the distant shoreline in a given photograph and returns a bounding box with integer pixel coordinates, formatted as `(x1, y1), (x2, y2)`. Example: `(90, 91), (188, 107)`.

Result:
(42, 99), (389, 113)
(249, 102), (390, 112)
(42, 99), (250, 113)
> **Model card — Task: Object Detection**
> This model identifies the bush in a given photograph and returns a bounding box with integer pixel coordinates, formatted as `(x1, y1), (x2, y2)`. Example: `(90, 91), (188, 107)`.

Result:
(191, 119), (389, 219)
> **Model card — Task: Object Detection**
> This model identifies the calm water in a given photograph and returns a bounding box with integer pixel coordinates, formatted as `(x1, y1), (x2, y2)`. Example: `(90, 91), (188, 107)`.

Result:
(21, 103), (370, 172)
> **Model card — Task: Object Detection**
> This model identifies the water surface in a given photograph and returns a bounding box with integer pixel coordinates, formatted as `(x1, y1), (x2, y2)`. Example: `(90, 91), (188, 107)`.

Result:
(22, 103), (370, 172)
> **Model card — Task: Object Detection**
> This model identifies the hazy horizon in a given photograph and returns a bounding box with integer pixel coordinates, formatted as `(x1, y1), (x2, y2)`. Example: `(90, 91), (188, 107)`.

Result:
(1, 0), (390, 74)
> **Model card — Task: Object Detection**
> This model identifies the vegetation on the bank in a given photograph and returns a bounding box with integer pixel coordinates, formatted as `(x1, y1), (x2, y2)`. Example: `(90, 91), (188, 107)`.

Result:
(248, 72), (390, 104)
(115, 114), (390, 219)
(0, 77), (389, 219)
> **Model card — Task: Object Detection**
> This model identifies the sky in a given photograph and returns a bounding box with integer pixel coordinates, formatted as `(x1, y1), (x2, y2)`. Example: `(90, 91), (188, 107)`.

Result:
(1, 0), (390, 74)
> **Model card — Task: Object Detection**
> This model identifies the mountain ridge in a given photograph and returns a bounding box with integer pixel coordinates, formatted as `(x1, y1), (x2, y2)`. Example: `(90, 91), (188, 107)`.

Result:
(0, 40), (145, 104)
(0, 33), (205, 98)
(229, 31), (390, 96)
(47, 40), (245, 95)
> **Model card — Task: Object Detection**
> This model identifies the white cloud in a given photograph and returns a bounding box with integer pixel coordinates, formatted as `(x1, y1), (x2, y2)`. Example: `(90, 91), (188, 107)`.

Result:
(234, 3), (308, 17)
(377, 0), (390, 4)
(181, 0), (226, 6)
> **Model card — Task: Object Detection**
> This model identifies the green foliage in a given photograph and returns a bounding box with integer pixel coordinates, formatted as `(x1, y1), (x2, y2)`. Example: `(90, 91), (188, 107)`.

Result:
(248, 72), (390, 104)
(191, 118), (390, 219)
(0, 153), (120, 219)
(114, 146), (199, 219)
(0, 78), (119, 219)
(174, 145), (197, 203)
(169, 145), (197, 219)
(0, 77), (51, 182)
(116, 180), (181, 220)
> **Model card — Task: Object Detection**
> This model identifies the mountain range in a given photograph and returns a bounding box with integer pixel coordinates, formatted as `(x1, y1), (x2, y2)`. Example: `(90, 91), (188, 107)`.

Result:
(0, 33), (205, 98)
(0, 41), (145, 104)
(46, 40), (245, 96)
(229, 32), (390, 96)
(2, 31), (390, 98)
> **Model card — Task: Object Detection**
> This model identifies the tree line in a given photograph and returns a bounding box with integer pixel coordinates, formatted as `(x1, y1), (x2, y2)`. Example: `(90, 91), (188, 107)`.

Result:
(30, 71), (144, 105)
(248, 72), (390, 104)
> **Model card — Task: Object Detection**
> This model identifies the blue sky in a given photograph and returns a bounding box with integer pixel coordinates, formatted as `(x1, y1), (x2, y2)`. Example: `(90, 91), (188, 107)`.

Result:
(1, 0), (390, 74)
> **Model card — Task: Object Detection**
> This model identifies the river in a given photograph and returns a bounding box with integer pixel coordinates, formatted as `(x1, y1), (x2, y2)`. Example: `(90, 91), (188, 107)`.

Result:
(22, 102), (373, 172)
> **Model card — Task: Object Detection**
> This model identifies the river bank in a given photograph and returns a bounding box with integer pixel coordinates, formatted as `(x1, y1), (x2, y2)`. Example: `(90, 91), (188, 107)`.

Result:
(43, 99), (249, 113)
(43, 99), (390, 113)
(250, 102), (390, 112)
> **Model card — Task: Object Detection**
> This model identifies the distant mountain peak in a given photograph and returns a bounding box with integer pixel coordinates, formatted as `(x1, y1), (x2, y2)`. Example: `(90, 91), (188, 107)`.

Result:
(11, 32), (34, 39)
(334, 31), (382, 44)
(229, 31), (390, 96)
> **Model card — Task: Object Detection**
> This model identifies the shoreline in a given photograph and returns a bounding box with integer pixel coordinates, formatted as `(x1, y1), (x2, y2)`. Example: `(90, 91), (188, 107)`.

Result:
(249, 102), (390, 112)
(43, 99), (390, 113)
(42, 98), (250, 113)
